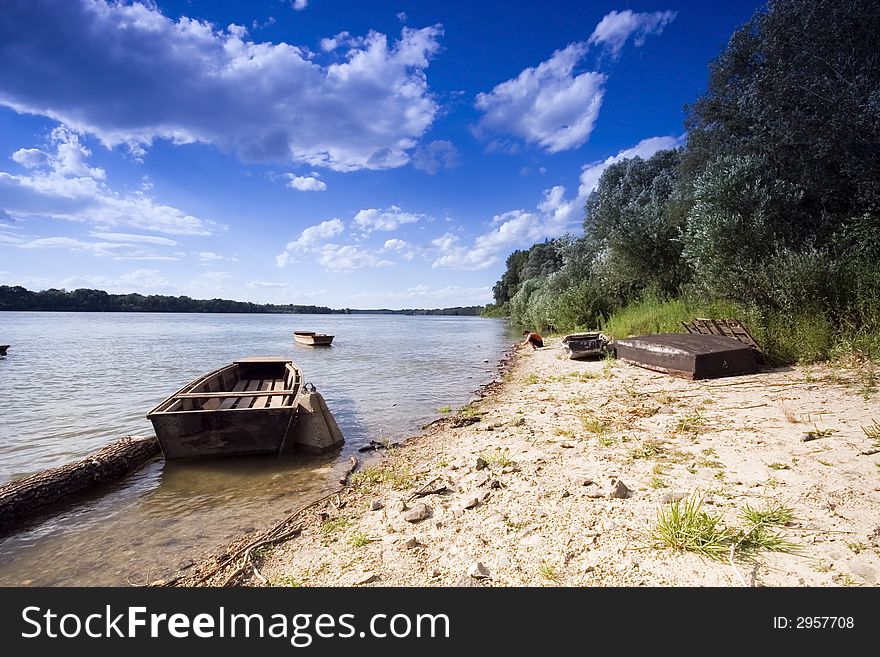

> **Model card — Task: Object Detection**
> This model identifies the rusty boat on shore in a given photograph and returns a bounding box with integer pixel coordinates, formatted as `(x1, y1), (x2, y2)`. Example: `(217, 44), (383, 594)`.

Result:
(146, 356), (343, 459)
(611, 333), (759, 380)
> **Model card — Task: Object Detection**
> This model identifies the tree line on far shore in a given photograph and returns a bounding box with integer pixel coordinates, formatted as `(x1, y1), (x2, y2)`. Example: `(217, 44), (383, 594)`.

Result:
(0, 285), (482, 316)
(484, 0), (880, 363)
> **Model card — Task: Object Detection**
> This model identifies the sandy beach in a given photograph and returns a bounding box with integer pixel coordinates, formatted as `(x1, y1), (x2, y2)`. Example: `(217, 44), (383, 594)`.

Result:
(173, 337), (880, 587)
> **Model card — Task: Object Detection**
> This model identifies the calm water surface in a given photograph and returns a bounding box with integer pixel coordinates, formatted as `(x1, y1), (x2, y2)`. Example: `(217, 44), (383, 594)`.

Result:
(0, 312), (515, 585)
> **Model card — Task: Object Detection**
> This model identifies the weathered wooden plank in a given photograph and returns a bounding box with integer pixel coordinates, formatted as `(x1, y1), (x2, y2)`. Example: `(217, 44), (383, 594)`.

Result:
(267, 379), (287, 408)
(237, 379), (262, 409)
(217, 379), (249, 410)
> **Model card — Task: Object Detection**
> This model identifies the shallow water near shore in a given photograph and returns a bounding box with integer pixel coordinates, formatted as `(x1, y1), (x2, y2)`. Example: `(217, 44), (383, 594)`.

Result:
(0, 312), (515, 585)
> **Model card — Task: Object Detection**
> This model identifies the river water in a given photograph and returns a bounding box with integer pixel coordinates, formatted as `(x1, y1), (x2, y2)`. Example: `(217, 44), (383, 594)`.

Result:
(0, 312), (515, 585)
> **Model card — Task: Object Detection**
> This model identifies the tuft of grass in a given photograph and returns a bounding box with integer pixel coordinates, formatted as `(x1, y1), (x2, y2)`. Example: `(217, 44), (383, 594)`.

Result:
(597, 435), (614, 447)
(675, 409), (707, 434)
(581, 416), (610, 436)
(271, 575), (303, 587)
(736, 502), (798, 555)
(523, 373), (540, 385)
(459, 404), (481, 418)
(846, 541), (866, 554)
(320, 518), (352, 535)
(437, 405), (452, 414)
(650, 495), (735, 561)
(348, 532), (371, 548)
(538, 561), (561, 584)
(351, 456), (413, 490)
(861, 419), (880, 446)
(629, 439), (664, 460)
(479, 448), (515, 469)
(649, 476), (668, 489)
(741, 502), (794, 527)
(767, 462), (790, 470)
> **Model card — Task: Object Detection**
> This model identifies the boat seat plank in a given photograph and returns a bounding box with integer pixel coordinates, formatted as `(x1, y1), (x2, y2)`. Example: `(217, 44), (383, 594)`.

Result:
(217, 379), (249, 410)
(237, 379), (262, 409)
(250, 380), (273, 410)
(174, 389), (299, 400)
(267, 378), (287, 408)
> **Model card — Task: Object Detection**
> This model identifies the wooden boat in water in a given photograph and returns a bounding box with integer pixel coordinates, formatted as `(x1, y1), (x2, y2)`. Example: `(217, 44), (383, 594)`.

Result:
(0, 345), (8, 356)
(294, 331), (334, 346)
(146, 356), (344, 459)
(561, 332), (608, 360)
(612, 334), (758, 380)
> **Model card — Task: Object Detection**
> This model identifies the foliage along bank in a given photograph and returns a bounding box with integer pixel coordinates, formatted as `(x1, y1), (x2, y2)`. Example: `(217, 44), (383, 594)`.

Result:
(484, 0), (880, 363)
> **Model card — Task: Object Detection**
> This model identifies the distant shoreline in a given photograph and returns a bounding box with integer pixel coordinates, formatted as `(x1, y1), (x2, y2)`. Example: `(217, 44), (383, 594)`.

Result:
(0, 285), (485, 316)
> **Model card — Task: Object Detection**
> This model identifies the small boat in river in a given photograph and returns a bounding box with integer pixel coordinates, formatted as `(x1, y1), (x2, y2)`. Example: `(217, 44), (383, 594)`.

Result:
(294, 331), (334, 346)
(0, 345), (8, 356)
(146, 356), (344, 459)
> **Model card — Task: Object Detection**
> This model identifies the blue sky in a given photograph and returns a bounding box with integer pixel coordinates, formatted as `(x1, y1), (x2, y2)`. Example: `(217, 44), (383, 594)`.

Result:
(0, 0), (762, 309)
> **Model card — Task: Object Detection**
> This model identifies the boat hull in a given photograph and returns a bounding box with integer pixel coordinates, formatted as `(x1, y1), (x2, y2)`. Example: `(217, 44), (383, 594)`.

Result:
(149, 406), (295, 459)
(147, 356), (304, 459)
(294, 332), (334, 346)
(561, 332), (606, 360)
(612, 333), (758, 380)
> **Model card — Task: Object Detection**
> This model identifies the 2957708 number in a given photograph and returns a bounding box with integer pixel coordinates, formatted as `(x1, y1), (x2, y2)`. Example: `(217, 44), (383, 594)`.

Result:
(773, 616), (854, 629)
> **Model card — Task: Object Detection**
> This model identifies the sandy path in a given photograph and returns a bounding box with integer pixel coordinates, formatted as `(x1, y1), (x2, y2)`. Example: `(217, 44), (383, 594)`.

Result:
(176, 338), (880, 587)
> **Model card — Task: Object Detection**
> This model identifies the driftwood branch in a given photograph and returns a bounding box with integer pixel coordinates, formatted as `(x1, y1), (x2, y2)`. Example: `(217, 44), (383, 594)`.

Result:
(0, 435), (161, 534)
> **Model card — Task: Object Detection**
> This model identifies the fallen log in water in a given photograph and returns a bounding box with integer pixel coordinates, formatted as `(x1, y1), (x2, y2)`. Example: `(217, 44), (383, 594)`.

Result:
(0, 435), (161, 534)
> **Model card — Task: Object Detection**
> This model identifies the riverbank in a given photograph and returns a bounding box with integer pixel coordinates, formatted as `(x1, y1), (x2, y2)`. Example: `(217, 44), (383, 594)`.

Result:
(172, 337), (880, 587)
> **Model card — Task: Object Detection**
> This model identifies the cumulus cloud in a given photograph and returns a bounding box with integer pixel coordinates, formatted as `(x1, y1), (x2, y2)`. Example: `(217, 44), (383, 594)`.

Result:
(291, 0), (308, 11)
(383, 237), (417, 260)
(352, 206), (424, 233)
(588, 10), (677, 58)
(412, 140), (460, 174)
(0, 1), (443, 171)
(286, 174), (327, 191)
(315, 244), (392, 270)
(474, 43), (606, 153)
(0, 129), (214, 235)
(432, 135), (681, 271)
(283, 219), (345, 253)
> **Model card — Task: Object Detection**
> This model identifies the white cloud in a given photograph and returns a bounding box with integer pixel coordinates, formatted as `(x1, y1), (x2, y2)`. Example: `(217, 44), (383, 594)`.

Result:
(11, 148), (49, 168)
(315, 244), (392, 270)
(350, 284), (492, 306)
(383, 238), (416, 260)
(286, 174), (327, 191)
(0, 1), (443, 172)
(577, 135), (682, 197)
(14, 234), (182, 260)
(291, 0), (309, 11)
(89, 232), (177, 246)
(397, 12), (408, 23)
(197, 251), (235, 262)
(283, 219), (345, 253)
(588, 10), (677, 58)
(118, 269), (172, 290)
(432, 135), (681, 271)
(412, 140), (460, 174)
(0, 130), (214, 235)
(249, 281), (289, 289)
(474, 43), (606, 153)
(353, 206), (424, 233)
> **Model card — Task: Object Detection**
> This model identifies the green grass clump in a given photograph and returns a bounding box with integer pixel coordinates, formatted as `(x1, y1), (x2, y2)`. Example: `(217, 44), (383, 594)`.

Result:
(861, 419), (880, 445)
(351, 458), (413, 490)
(651, 495), (735, 561)
(479, 449), (515, 469)
(320, 518), (352, 534)
(348, 532), (371, 547)
(437, 405), (452, 414)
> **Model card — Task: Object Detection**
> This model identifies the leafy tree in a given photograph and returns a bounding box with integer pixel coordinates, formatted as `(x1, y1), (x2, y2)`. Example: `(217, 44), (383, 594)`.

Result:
(684, 0), (880, 234)
(584, 149), (687, 302)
